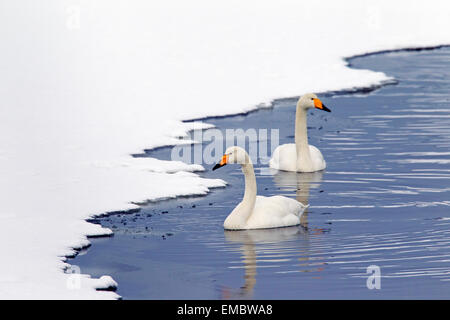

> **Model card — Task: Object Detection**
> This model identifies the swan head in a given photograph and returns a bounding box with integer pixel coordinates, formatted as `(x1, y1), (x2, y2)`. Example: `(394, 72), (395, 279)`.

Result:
(297, 93), (331, 112)
(212, 146), (250, 170)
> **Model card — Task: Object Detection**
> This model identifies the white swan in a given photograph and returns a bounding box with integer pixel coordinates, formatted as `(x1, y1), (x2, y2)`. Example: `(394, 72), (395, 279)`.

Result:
(213, 146), (308, 230)
(269, 93), (331, 172)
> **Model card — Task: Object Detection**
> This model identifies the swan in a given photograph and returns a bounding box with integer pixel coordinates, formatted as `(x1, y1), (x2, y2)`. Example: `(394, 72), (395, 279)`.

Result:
(213, 146), (308, 230)
(269, 93), (331, 172)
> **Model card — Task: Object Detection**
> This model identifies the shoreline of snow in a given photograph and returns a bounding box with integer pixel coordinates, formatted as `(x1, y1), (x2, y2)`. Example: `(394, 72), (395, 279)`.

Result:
(344, 44), (450, 62)
(1, 1), (450, 299)
(181, 44), (450, 123)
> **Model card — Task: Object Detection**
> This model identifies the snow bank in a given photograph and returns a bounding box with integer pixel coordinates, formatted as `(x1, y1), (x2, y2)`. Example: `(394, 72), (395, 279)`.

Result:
(0, 0), (449, 299)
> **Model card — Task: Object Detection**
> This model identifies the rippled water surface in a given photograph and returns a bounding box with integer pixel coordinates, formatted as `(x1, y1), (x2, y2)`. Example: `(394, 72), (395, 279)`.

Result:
(72, 47), (450, 299)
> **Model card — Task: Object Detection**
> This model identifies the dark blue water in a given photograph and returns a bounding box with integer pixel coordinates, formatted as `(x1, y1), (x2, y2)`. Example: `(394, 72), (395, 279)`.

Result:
(71, 47), (450, 299)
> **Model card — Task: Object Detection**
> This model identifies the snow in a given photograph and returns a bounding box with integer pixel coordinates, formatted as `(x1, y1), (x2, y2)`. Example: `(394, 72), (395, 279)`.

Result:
(0, 0), (449, 299)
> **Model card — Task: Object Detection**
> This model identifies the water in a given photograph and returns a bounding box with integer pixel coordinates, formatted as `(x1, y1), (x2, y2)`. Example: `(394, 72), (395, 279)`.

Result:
(71, 47), (450, 299)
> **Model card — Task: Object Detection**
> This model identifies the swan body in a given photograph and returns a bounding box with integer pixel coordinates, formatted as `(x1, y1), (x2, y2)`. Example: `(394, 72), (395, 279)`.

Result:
(269, 93), (330, 173)
(270, 144), (326, 172)
(213, 146), (308, 230)
(226, 195), (306, 230)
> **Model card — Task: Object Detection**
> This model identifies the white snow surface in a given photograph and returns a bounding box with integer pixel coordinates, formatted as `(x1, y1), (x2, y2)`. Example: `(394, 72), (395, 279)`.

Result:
(0, 0), (449, 299)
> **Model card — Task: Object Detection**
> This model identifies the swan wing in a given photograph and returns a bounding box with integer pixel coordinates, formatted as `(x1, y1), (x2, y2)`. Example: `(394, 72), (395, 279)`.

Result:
(269, 144), (297, 172)
(270, 144), (326, 172)
(309, 145), (326, 171)
(246, 195), (308, 229)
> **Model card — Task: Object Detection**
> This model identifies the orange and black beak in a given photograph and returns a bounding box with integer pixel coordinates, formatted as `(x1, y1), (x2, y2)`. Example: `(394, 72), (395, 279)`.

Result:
(212, 154), (229, 171)
(314, 98), (331, 112)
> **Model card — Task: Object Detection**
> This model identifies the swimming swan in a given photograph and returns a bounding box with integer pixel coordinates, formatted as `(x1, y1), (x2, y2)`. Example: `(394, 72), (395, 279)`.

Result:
(213, 146), (308, 230)
(269, 93), (331, 172)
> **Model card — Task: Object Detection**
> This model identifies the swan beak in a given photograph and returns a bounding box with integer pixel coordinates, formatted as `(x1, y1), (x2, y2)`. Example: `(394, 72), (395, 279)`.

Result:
(314, 98), (331, 112)
(212, 154), (229, 171)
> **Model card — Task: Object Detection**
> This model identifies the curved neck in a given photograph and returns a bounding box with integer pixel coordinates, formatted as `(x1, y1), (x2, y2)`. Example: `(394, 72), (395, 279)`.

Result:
(295, 106), (312, 168)
(241, 161), (257, 210)
(224, 154), (257, 229)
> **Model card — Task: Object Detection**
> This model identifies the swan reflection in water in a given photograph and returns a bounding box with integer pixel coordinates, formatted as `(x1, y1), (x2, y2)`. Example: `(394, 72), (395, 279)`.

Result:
(221, 170), (325, 299)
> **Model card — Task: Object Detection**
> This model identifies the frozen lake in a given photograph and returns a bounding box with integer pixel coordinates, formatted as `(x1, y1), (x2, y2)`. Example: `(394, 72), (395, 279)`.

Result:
(71, 47), (450, 299)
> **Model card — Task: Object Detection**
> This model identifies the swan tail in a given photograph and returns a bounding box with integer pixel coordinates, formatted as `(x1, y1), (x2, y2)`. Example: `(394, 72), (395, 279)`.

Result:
(296, 203), (309, 218)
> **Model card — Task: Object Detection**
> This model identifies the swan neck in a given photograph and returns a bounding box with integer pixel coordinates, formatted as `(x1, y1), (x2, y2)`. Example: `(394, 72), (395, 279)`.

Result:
(224, 154), (258, 230)
(295, 107), (312, 165)
(241, 162), (257, 208)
